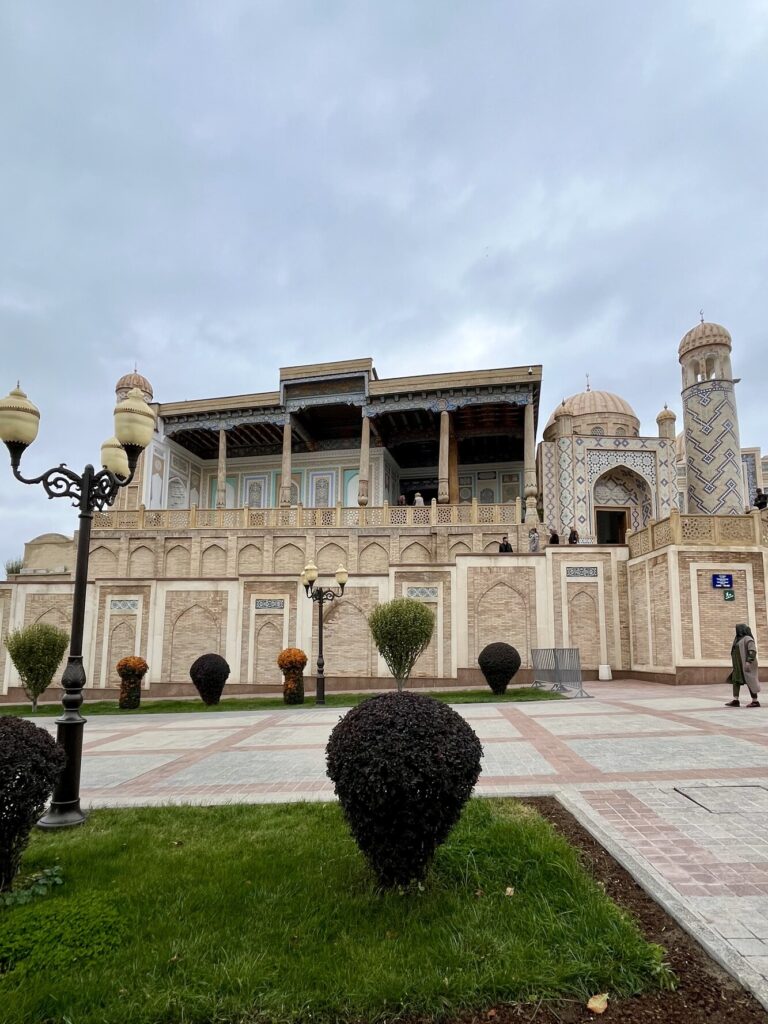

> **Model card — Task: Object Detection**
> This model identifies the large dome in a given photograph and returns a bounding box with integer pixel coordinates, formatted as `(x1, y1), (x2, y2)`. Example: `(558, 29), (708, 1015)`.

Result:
(543, 389), (640, 440)
(116, 371), (153, 402)
(678, 321), (731, 361)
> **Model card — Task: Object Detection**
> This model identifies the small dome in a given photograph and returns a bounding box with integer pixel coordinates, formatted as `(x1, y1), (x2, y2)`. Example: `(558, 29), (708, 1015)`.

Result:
(543, 390), (639, 439)
(678, 321), (731, 361)
(675, 431), (686, 462)
(116, 370), (153, 402)
(656, 406), (676, 422)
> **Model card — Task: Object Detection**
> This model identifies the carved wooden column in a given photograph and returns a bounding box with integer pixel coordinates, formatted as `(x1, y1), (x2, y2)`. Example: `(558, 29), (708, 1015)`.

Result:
(524, 399), (539, 524)
(438, 410), (450, 503)
(279, 414), (292, 507)
(216, 428), (227, 509)
(358, 413), (370, 506)
(448, 430), (459, 504)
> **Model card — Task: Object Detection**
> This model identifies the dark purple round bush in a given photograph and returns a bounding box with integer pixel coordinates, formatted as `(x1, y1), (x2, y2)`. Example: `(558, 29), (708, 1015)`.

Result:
(0, 716), (66, 892)
(189, 653), (230, 705)
(478, 642), (521, 695)
(326, 692), (483, 888)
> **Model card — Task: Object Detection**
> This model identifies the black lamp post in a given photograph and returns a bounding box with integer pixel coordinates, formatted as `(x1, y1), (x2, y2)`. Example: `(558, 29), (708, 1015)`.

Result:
(301, 560), (347, 706)
(0, 384), (156, 829)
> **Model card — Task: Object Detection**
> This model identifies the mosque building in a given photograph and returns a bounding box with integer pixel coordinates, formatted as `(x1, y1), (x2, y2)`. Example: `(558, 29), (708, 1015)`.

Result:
(1, 320), (766, 699)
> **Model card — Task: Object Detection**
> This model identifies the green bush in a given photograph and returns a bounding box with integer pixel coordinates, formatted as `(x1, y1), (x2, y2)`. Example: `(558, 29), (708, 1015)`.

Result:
(5, 624), (69, 711)
(367, 598), (435, 691)
(4, 557), (23, 579)
(0, 717), (66, 893)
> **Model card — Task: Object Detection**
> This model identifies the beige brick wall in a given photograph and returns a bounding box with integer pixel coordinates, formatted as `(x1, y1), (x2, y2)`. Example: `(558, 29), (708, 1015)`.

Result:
(93, 585), (151, 686)
(0, 590), (11, 682)
(629, 563), (649, 665)
(240, 581), (297, 684)
(649, 554), (672, 667)
(312, 586), (380, 677)
(468, 566), (537, 667)
(567, 585), (601, 667)
(162, 590), (228, 682)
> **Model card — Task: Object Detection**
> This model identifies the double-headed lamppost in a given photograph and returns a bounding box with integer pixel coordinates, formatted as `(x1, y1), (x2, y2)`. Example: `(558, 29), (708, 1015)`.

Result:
(300, 561), (347, 706)
(0, 384), (156, 829)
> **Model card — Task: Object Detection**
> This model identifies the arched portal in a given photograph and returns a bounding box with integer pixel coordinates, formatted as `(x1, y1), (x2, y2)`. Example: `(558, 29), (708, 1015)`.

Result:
(592, 466), (653, 543)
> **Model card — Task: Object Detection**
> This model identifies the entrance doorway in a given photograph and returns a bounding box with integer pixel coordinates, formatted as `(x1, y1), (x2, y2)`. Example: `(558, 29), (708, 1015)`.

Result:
(595, 508), (628, 544)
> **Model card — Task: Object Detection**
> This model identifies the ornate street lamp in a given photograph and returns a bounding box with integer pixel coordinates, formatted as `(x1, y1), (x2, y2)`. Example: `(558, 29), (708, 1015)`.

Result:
(301, 561), (347, 706)
(0, 384), (156, 828)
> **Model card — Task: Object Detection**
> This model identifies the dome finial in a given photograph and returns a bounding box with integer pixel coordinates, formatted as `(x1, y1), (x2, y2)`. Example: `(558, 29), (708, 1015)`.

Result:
(585, 372), (590, 392)
(699, 308), (704, 324)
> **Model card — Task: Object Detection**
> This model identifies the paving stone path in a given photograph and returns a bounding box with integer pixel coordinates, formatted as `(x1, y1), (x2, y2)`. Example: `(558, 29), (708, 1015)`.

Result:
(33, 681), (768, 1008)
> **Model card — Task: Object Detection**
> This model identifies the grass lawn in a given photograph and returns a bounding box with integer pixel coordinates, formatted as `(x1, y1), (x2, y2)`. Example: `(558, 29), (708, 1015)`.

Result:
(1, 687), (564, 717)
(1, 799), (671, 1024)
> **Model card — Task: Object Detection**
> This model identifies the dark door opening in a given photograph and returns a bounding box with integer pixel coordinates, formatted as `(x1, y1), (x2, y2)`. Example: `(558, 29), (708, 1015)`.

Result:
(402, 482), (438, 505)
(596, 508), (628, 544)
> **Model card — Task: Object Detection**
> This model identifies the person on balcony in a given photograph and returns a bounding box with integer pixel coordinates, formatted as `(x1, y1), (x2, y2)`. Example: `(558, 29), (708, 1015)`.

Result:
(754, 488), (767, 511)
(528, 528), (540, 552)
(568, 527), (580, 544)
(413, 492), (424, 506)
(549, 528), (560, 545)
(498, 535), (513, 552)
(725, 623), (761, 708)
(397, 494), (406, 506)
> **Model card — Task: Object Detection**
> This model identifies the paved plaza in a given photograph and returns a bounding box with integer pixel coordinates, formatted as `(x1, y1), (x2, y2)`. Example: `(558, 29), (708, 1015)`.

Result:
(32, 681), (768, 1009)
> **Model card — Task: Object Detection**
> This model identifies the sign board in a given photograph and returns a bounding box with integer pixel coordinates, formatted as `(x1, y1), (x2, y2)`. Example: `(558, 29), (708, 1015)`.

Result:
(712, 573), (734, 589)
(724, 589), (736, 602)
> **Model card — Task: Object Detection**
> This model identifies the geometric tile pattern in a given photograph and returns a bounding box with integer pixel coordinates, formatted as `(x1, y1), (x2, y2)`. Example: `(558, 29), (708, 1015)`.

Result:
(683, 381), (745, 515)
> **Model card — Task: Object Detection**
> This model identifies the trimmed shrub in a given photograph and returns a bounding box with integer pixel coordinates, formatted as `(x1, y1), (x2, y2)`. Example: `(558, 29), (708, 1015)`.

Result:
(0, 717), (66, 892)
(5, 623), (69, 711)
(116, 656), (149, 710)
(326, 691), (483, 887)
(278, 647), (307, 705)
(189, 653), (230, 705)
(478, 642), (521, 695)
(368, 598), (435, 691)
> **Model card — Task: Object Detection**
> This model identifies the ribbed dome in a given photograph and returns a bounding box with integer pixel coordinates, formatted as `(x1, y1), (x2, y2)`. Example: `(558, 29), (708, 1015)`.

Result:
(115, 371), (153, 402)
(544, 390), (639, 437)
(678, 321), (731, 360)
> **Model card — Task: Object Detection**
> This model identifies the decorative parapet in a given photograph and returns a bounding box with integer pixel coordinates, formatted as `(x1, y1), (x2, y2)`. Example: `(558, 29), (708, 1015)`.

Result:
(92, 497), (523, 531)
(627, 508), (765, 557)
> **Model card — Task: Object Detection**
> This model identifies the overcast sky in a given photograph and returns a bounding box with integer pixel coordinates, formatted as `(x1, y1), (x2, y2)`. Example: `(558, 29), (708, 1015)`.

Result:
(1, 0), (767, 565)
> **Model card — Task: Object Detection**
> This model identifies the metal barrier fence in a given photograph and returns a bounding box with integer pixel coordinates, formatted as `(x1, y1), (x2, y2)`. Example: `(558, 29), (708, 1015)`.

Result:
(531, 648), (592, 699)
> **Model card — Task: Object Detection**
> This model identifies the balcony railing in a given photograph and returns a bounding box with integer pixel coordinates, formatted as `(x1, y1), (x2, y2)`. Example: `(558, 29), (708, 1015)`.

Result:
(93, 498), (523, 531)
(627, 508), (767, 557)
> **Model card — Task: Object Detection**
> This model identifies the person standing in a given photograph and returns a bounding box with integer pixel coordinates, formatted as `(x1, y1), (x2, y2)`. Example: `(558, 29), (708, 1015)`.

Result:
(413, 492), (424, 506)
(725, 623), (761, 707)
(755, 488), (767, 511)
(498, 535), (513, 552)
(549, 528), (560, 545)
(528, 528), (540, 552)
(568, 527), (579, 545)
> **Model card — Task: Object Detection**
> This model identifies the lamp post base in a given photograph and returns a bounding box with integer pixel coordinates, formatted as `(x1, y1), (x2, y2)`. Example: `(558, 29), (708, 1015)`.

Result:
(37, 803), (87, 830)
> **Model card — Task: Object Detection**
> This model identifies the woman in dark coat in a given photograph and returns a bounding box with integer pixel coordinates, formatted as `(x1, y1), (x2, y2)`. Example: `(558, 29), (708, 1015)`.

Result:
(725, 623), (761, 708)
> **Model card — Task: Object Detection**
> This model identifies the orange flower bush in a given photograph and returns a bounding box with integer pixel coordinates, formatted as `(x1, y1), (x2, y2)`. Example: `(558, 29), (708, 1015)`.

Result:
(277, 648), (307, 672)
(278, 647), (307, 705)
(116, 656), (148, 710)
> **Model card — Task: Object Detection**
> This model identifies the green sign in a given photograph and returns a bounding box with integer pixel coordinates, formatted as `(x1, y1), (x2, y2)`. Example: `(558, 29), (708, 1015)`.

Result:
(724, 589), (735, 602)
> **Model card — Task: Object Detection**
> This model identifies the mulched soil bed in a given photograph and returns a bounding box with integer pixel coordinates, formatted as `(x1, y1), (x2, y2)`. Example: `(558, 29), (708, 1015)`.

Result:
(401, 796), (767, 1024)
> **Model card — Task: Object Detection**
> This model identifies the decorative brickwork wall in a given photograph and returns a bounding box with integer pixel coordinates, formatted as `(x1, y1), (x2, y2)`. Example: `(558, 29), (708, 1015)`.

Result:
(467, 566), (537, 667)
(162, 590), (228, 682)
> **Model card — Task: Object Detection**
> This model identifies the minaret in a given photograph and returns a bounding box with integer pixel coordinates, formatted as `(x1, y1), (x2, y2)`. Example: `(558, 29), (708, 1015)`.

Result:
(678, 320), (745, 515)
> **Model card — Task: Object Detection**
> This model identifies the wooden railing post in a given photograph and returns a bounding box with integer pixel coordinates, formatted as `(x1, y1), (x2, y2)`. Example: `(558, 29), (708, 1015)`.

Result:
(190, 504), (198, 527)
(471, 498), (478, 525)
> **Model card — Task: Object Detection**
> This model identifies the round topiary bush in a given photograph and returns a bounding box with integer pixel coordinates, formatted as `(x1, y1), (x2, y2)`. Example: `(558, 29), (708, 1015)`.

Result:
(277, 647), (307, 705)
(478, 642), (521, 695)
(326, 692), (483, 888)
(0, 717), (66, 892)
(189, 653), (230, 705)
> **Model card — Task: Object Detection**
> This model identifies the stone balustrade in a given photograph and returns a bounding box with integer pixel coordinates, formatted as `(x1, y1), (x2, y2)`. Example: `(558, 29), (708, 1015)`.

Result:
(93, 498), (523, 532)
(627, 508), (767, 557)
